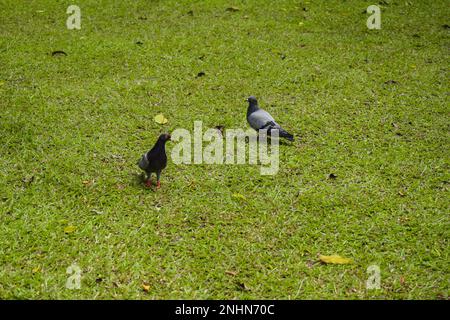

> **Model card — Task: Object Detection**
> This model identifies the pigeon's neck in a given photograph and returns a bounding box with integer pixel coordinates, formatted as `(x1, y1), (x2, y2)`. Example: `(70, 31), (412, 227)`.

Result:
(247, 103), (259, 116)
(151, 139), (167, 152)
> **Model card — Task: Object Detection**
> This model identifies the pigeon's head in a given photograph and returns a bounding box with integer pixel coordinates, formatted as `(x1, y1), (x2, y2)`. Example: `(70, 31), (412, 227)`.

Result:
(158, 133), (171, 142)
(247, 96), (258, 105)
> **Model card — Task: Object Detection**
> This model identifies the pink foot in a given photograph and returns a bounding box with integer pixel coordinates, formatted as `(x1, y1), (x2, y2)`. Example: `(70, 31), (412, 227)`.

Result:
(156, 181), (161, 189)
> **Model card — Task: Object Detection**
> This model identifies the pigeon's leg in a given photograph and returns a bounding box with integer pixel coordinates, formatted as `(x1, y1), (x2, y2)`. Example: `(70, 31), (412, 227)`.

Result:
(156, 171), (161, 189)
(145, 173), (152, 188)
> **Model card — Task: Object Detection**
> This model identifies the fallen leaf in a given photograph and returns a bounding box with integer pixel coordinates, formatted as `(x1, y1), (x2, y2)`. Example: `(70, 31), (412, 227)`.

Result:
(154, 114), (168, 125)
(225, 270), (238, 276)
(398, 190), (406, 197)
(142, 283), (150, 292)
(32, 266), (41, 273)
(237, 282), (250, 291)
(226, 7), (240, 12)
(319, 254), (353, 264)
(64, 225), (77, 234)
(82, 179), (94, 186)
(232, 193), (246, 201)
(400, 276), (405, 285)
(51, 50), (67, 57)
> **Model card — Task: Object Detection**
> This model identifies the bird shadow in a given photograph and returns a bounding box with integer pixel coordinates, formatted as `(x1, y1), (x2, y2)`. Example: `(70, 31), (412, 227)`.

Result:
(131, 172), (155, 191)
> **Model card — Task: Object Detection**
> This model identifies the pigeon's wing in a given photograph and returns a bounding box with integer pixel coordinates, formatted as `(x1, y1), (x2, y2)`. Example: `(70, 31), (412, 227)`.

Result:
(138, 153), (150, 170)
(145, 147), (167, 172)
(247, 108), (277, 130)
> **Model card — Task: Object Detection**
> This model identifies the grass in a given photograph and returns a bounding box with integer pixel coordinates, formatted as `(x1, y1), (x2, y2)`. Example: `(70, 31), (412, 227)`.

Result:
(0, 0), (448, 299)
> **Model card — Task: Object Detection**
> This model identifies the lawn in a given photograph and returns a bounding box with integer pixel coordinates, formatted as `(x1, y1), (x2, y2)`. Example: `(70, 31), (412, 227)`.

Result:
(0, 0), (448, 299)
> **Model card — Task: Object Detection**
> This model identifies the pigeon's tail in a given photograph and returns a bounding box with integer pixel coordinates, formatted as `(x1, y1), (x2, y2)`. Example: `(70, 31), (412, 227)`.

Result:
(267, 127), (294, 141)
(278, 129), (294, 141)
(261, 121), (294, 141)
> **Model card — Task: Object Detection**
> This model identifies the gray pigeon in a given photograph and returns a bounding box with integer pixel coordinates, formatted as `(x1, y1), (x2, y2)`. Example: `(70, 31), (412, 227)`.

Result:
(138, 133), (171, 189)
(246, 96), (294, 141)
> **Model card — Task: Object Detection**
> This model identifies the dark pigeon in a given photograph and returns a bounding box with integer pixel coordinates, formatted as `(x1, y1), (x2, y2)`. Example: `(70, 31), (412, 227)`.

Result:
(138, 133), (171, 189)
(246, 96), (294, 141)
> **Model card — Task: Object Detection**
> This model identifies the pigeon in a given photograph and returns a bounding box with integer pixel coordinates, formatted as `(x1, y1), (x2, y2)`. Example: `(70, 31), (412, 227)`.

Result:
(138, 133), (171, 189)
(246, 96), (294, 141)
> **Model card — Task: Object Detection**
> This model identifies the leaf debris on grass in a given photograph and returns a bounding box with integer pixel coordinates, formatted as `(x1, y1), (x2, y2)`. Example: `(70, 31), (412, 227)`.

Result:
(64, 226), (77, 234)
(154, 114), (168, 124)
(319, 255), (353, 265)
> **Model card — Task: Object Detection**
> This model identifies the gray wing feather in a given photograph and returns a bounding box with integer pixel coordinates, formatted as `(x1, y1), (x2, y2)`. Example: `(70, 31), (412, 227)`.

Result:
(247, 109), (278, 130)
(138, 153), (149, 170)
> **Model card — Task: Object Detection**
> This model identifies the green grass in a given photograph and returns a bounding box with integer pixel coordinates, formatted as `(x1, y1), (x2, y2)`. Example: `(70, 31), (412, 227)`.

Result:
(0, 0), (448, 299)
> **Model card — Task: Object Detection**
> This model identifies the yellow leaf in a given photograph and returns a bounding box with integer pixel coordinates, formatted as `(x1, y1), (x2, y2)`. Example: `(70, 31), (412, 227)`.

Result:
(82, 179), (94, 186)
(232, 193), (246, 201)
(64, 225), (77, 234)
(154, 114), (168, 125)
(142, 284), (150, 292)
(319, 254), (353, 264)
(32, 266), (41, 273)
